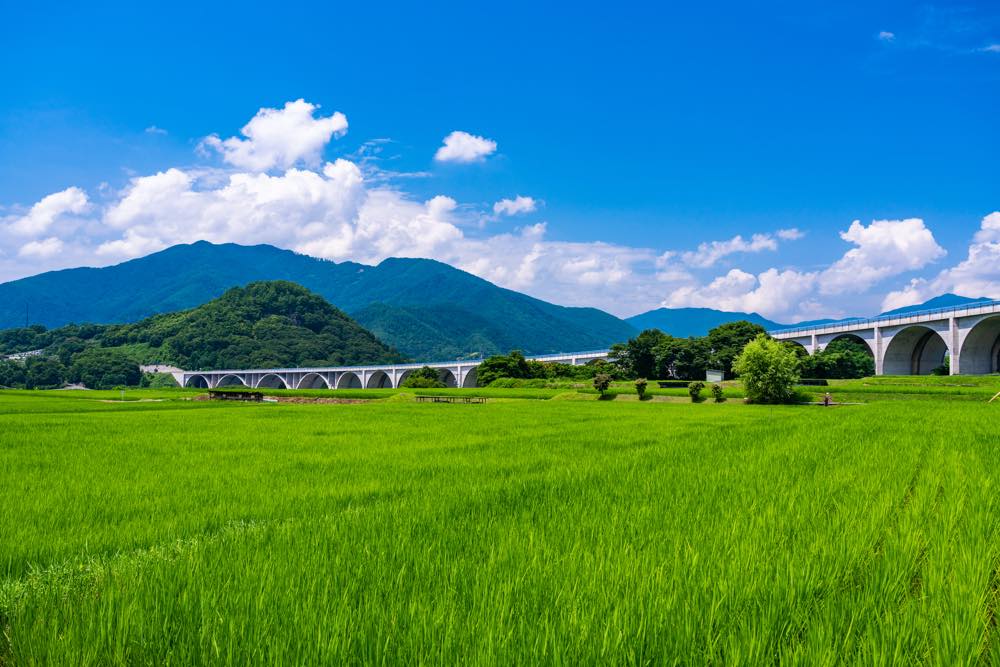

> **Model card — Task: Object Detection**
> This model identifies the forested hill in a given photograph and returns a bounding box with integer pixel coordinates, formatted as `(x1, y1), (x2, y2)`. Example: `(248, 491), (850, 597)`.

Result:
(0, 241), (636, 359)
(0, 281), (403, 371)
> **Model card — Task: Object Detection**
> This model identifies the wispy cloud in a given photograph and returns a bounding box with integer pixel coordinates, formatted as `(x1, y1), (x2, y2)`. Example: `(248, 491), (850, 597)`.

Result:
(878, 31), (896, 42)
(144, 125), (168, 135)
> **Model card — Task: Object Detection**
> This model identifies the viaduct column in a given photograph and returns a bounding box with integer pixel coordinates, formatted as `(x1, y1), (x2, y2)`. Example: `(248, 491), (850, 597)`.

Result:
(874, 326), (883, 376)
(810, 334), (818, 355)
(949, 316), (960, 375)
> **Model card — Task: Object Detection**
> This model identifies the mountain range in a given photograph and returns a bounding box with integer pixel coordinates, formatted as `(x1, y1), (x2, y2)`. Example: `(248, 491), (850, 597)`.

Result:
(0, 241), (990, 359)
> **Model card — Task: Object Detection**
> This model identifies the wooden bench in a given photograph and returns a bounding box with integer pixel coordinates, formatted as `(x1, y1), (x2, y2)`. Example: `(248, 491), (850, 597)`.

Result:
(415, 396), (486, 404)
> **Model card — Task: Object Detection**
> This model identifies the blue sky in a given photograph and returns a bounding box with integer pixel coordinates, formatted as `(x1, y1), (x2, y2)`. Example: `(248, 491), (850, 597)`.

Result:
(1, 1), (998, 320)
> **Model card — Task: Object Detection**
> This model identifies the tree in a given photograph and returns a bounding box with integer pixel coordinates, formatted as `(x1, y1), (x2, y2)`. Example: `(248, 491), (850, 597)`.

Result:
(24, 357), (66, 389)
(799, 338), (874, 379)
(634, 378), (648, 400)
(476, 351), (533, 386)
(707, 321), (767, 379)
(711, 383), (725, 402)
(733, 334), (801, 404)
(593, 373), (612, 396)
(610, 329), (669, 379)
(68, 348), (141, 389)
(0, 360), (26, 388)
(401, 366), (445, 389)
(688, 381), (705, 402)
(654, 336), (712, 380)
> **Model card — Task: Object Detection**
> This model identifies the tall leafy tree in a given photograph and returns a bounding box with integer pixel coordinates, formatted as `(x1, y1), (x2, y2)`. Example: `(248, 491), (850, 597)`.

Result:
(707, 321), (767, 379)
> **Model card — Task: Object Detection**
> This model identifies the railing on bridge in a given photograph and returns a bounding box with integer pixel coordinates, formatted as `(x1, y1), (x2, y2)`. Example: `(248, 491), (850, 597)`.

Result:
(768, 299), (1000, 336)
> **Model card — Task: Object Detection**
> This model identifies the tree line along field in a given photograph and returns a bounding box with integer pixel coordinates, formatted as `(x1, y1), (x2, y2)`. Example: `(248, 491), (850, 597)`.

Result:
(1, 385), (999, 664)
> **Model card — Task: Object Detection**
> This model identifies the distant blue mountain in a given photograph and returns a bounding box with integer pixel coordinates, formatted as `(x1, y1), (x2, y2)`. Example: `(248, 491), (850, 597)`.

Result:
(877, 293), (992, 318)
(625, 308), (783, 337)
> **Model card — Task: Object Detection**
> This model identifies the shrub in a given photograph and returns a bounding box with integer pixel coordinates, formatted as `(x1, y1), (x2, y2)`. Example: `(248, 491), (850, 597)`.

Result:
(732, 334), (801, 404)
(593, 373), (612, 396)
(711, 383), (724, 402)
(401, 366), (445, 389)
(688, 381), (705, 402)
(634, 378), (648, 400)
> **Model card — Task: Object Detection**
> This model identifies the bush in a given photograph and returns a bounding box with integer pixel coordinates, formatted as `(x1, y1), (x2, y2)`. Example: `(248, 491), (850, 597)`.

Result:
(634, 378), (648, 400)
(711, 383), (724, 402)
(144, 372), (179, 388)
(401, 366), (445, 389)
(733, 334), (801, 404)
(688, 381), (705, 402)
(593, 373), (612, 396)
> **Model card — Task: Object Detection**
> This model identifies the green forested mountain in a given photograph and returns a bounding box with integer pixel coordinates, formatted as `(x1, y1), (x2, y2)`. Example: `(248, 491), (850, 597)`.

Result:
(0, 281), (402, 371)
(0, 242), (636, 359)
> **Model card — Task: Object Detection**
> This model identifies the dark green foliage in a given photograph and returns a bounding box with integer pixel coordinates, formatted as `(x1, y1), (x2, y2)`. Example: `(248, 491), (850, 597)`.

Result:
(401, 367), (445, 389)
(69, 348), (141, 390)
(477, 351), (533, 386)
(800, 338), (875, 379)
(634, 378), (648, 400)
(688, 381), (705, 402)
(478, 351), (611, 387)
(653, 336), (712, 380)
(711, 384), (725, 402)
(706, 321), (767, 379)
(0, 360), (26, 388)
(0, 241), (636, 359)
(609, 329), (663, 379)
(593, 374), (612, 395)
(23, 357), (66, 389)
(143, 372), (180, 388)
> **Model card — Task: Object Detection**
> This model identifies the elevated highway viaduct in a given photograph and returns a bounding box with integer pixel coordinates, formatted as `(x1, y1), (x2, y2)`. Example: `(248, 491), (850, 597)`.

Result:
(770, 300), (1000, 375)
(177, 350), (610, 390)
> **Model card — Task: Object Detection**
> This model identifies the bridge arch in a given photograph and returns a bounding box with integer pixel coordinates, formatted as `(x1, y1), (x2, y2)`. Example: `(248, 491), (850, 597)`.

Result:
(366, 370), (392, 389)
(215, 374), (248, 388)
(185, 374), (210, 389)
(959, 315), (1000, 375)
(438, 368), (458, 388)
(461, 367), (478, 388)
(824, 333), (875, 357)
(255, 374), (288, 389)
(882, 325), (950, 375)
(782, 340), (809, 358)
(336, 372), (362, 389)
(395, 369), (413, 388)
(297, 373), (329, 389)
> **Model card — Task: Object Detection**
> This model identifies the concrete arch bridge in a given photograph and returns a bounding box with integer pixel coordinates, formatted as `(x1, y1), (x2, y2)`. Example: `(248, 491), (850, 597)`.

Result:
(770, 300), (1000, 375)
(177, 350), (610, 390)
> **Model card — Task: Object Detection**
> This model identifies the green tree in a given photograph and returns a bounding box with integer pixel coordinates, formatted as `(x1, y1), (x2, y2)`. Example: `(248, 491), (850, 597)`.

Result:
(733, 334), (801, 404)
(654, 336), (712, 380)
(0, 360), (27, 388)
(593, 373), (612, 396)
(707, 321), (767, 379)
(800, 338), (874, 379)
(69, 348), (141, 389)
(476, 351), (533, 386)
(24, 357), (66, 389)
(401, 366), (446, 389)
(634, 378), (648, 400)
(711, 383), (725, 402)
(688, 381), (705, 402)
(610, 329), (669, 379)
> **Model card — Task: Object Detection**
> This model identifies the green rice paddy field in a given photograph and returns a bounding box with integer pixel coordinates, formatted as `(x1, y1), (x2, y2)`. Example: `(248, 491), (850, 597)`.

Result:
(1, 381), (999, 664)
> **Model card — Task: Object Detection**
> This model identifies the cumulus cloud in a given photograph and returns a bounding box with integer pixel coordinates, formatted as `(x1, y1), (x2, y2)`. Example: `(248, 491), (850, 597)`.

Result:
(493, 195), (537, 216)
(882, 211), (1000, 310)
(434, 131), (497, 163)
(820, 218), (945, 294)
(878, 31), (896, 42)
(18, 237), (65, 259)
(681, 233), (778, 268)
(6, 187), (89, 237)
(200, 99), (347, 171)
(663, 268), (820, 321)
(777, 228), (804, 240)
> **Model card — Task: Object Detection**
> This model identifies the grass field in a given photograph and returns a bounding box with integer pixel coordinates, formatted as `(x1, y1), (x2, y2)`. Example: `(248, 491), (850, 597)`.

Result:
(1, 382), (999, 664)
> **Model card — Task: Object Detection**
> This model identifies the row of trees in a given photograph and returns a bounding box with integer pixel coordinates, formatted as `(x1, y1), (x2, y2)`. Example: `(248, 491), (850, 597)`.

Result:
(476, 351), (616, 386)
(609, 321), (874, 381)
(0, 348), (145, 390)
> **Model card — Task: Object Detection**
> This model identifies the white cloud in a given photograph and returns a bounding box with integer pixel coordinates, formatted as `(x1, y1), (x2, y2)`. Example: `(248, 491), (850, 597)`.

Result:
(493, 195), (537, 216)
(878, 31), (896, 42)
(681, 233), (778, 268)
(6, 187), (89, 237)
(144, 125), (168, 135)
(777, 228), (804, 240)
(819, 218), (944, 294)
(981, 44), (1000, 53)
(18, 237), (65, 259)
(882, 211), (1000, 310)
(434, 131), (497, 163)
(200, 99), (347, 172)
(663, 268), (820, 321)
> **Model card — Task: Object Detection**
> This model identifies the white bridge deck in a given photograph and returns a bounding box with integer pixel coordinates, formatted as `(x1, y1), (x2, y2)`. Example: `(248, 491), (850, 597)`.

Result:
(178, 350), (610, 390)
